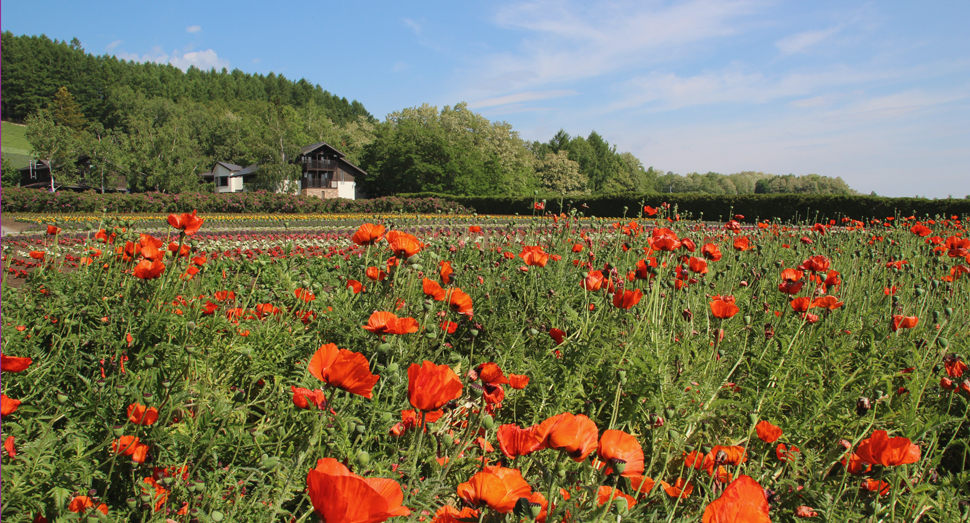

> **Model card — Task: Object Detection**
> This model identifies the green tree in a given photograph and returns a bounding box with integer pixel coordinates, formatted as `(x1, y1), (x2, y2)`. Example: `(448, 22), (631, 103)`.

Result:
(25, 108), (80, 185)
(536, 150), (586, 194)
(2, 157), (21, 188)
(51, 86), (88, 131)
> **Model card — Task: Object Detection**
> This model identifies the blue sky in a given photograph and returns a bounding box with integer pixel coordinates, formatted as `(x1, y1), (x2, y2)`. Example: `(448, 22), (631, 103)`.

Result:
(3, 0), (969, 198)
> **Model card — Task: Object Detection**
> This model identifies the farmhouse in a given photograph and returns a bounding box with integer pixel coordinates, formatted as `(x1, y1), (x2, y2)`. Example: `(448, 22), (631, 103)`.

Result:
(17, 157), (126, 193)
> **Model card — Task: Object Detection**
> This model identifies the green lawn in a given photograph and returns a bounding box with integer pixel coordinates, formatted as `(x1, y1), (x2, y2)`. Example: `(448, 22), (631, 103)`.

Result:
(2, 121), (34, 168)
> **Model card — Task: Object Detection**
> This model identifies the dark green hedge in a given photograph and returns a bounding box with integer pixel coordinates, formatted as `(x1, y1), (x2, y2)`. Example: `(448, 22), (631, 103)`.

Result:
(0, 188), (471, 215)
(400, 192), (970, 222)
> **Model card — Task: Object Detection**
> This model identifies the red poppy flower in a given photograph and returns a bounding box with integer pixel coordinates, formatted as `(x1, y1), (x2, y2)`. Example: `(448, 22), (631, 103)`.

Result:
(439, 261), (454, 284)
(422, 278), (447, 301)
(799, 255), (831, 272)
(710, 299), (740, 319)
(812, 296), (844, 310)
(549, 328), (566, 345)
(167, 210), (205, 236)
(292, 386), (328, 409)
(496, 424), (543, 458)
(127, 403), (159, 425)
(432, 505), (480, 523)
(68, 496), (109, 515)
(789, 296), (813, 313)
(440, 320), (458, 334)
(702, 475), (771, 523)
(308, 343), (380, 399)
(776, 443), (800, 462)
(681, 237), (696, 252)
(46, 225), (61, 235)
(612, 289), (643, 309)
(755, 420), (782, 443)
(366, 266), (388, 281)
(644, 205), (658, 216)
(732, 237), (752, 251)
(408, 361), (463, 411)
(1, 354), (32, 373)
(944, 356), (968, 378)
(483, 383), (505, 405)
(688, 257), (709, 274)
(387, 230), (423, 259)
(343, 279), (364, 294)
(508, 374), (530, 389)
(133, 259), (166, 280)
(476, 362), (509, 385)
(520, 246), (550, 267)
(307, 457), (410, 523)
(890, 315), (919, 332)
(1, 394), (21, 417)
(795, 506), (819, 518)
(862, 478), (891, 496)
(352, 223), (386, 246)
(456, 466), (532, 513)
(4, 435), (15, 459)
(854, 430), (920, 467)
(295, 288), (316, 302)
(597, 486), (637, 509)
(446, 288), (474, 315)
(701, 243), (722, 261)
(649, 228), (681, 251)
(362, 311), (419, 335)
(660, 478), (693, 498)
(535, 412), (599, 461)
(597, 430), (644, 477)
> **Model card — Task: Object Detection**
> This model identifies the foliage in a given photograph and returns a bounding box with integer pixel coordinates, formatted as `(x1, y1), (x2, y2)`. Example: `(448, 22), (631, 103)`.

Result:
(653, 170), (857, 196)
(0, 188), (472, 215)
(2, 157), (21, 188)
(400, 192), (970, 222)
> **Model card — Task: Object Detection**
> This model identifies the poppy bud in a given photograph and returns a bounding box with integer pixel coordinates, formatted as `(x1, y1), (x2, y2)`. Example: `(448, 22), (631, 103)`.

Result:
(260, 455), (279, 469)
(470, 329), (479, 337)
(933, 310), (941, 321)
(112, 425), (125, 437)
(162, 476), (174, 486)
(938, 337), (949, 349)
(665, 408), (676, 419)
(127, 498), (137, 509)
(210, 510), (225, 522)
(481, 414), (495, 430)
(743, 315), (752, 325)
(611, 459), (628, 475)
(386, 362), (399, 373)
(444, 433), (455, 446)
(378, 343), (392, 353)
(143, 355), (155, 366)
(161, 380), (172, 389)
(618, 370), (628, 385)
(945, 307), (953, 317)
(357, 451), (371, 466)
(856, 397), (872, 416)
(557, 466), (567, 478)
(140, 493), (152, 503)
(748, 413), (760, 425)
(115, 384), (125, 394)
(57, 391), (69, 404)
(425, 332), (436, 339)
(187, 481), (197, 493)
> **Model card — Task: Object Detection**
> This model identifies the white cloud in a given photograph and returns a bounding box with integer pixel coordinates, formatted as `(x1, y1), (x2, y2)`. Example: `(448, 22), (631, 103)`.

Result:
(186, 25), (201, 34)
(391, 61), (409, 73)
(170, 49), (229, 71)
(469, 89), (578, 110)
(105, 40), (123, 51)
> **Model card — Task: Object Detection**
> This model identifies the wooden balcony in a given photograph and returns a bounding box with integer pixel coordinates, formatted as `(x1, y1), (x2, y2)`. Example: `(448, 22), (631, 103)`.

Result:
(304, 159), (337, 170)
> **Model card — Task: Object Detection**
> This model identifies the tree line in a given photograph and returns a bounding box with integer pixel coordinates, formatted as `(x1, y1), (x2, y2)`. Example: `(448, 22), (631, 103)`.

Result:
(3, 31), (857, 197)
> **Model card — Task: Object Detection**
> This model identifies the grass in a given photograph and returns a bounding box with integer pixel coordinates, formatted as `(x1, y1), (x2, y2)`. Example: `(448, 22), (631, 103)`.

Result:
(2, 121), (34, 169)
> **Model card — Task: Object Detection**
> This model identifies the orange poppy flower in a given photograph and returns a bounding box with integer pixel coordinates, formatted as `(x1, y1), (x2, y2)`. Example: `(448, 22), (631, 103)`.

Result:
(294, 288), (316, 302)
(701, 475), (771, 523)
(345, 279), (364, 294)
(582, 270), (606, 291)
(710, 299), (740, 319)
(423, 278), (446, 300)
(944, 356), (968, 378)
(597, 430), (644, 477)
(366, 266), (388, 281)
(387, 230), (423, 259)
(496, 424), (543, 458)
(660, 478), (693, 498)
(112, 435), (141, 455)
(732, 236), (752, 251)
(362, 311), (419, 335)
(702, 445), (748, 476)
(439, 261), (454, 284)
(688, 256), (709, 274)
(408, 361), (463, 411)
(612, 289), (643, 309)
(28, 250), (46, 261)
(862, 478), (890, 496)
(2, 395), (22, 417)
(812, 295), (844, 310)
(468, 225), (482, 234)
(167, 210), (205, 236)
(4, 435), (15, 459)
(755, 420), (782, 443)
(306, 457), (410, 523)
(291, 386), (328, 409)
(1, 354), (32, 373)
(351, 223), (386, 246)
(68, 496), (109, 515)
(790, 296), (813, 313)
(127, 403), (159, 425)
(649, 228), (681, 251)
(597, 486), (637, 509)
(133, 259), (166, 280)
(701, 243), (722, 261)
(446, 288), (474, 315)
(535, 412), (599, 461)
(476, 362), (509, 385)
(432, 505), (480, 523)
(890, 315), (919, 332)
(520, 245), (550, 267)
(629, 474), (656, 497)
(795, 506), (819, 518)
(800, 255), (830, 272)
(508, 374), (530, 389)
(854, 430), (920, 467)
(308, 343), (380, 399)
(456, 466), (532, 513)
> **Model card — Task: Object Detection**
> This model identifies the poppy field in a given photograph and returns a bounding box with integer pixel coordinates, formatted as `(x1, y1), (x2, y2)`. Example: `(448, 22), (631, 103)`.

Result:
(2, 205), (970, 522)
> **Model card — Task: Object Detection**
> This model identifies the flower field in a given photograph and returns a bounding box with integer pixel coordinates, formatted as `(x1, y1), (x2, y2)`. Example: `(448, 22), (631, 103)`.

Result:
(2, 207), (969, 522)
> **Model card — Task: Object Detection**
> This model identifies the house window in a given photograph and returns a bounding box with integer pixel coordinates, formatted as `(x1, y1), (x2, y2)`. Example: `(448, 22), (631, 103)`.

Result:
(218, 177), (229, 187)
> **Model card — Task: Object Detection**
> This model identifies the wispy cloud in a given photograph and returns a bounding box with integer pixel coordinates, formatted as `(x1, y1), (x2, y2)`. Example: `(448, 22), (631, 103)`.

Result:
(469, 89), (578, 110)
(775, 27), (840, 54)
(403, 18), (422, 35)
(105, 40), (123, 51)
(186, 25), (201, 34)
(114, 46), (229, 71)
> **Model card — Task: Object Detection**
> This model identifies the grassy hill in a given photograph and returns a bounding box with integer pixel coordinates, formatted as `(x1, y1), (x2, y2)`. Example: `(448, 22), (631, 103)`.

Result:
(2, 121), (33, 168)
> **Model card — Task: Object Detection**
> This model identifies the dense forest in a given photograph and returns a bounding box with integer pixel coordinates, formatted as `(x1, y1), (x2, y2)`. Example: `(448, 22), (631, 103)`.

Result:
(2, 32), (857, 197)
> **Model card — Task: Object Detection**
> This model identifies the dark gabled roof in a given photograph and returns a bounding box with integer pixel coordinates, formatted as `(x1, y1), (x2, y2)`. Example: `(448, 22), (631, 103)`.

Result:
(299, 141), (347, 158)
(214, 161), (243, 172)
(16, 160), (51, 172)
(229, 164), (260, 178)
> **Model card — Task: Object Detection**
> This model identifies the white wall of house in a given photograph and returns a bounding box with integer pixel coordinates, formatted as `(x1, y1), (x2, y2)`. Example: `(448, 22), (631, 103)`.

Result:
(212, 164), (244, 193)
(337, 180), (356, 199)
